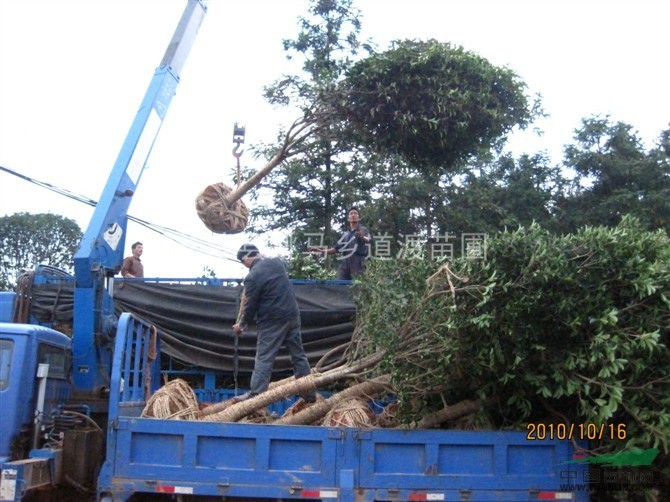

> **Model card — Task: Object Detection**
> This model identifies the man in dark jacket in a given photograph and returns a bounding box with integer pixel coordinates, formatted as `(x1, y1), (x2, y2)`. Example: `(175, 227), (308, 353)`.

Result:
(232, 244), (316, 401)
(310, 207), (371, 280)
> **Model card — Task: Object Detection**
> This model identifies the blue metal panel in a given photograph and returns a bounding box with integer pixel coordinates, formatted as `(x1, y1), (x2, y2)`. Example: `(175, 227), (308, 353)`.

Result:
(357, 428), (588, 500)
(0, 293), (15, 323)
(107, 420), (340, 494)
(102, 417), (589, 501)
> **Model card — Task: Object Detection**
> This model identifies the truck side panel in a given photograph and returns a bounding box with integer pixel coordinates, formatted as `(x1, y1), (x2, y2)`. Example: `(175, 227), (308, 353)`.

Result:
(101, 418), (588, 502)
(102, 420), (340, 499)
(357, 428), (586, 500)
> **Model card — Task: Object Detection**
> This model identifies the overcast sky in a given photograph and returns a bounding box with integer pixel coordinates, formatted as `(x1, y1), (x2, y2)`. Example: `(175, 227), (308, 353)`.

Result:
(1, 0), (668, 279)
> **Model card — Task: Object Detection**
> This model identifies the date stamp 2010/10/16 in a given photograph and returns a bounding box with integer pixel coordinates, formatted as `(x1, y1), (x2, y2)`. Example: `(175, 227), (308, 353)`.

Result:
(526, 422), (627, 441)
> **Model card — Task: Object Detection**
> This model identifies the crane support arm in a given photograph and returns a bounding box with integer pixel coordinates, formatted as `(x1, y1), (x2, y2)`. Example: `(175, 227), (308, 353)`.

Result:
(70, 1), (207, 401)
(74, 0), (207, 287)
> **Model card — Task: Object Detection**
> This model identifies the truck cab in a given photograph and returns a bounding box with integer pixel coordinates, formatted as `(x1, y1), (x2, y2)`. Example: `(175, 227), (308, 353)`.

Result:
(0, 324), (71, 464)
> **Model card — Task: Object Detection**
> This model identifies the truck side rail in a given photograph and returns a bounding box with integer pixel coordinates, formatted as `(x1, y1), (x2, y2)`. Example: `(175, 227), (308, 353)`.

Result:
(108, 313), (160, 421)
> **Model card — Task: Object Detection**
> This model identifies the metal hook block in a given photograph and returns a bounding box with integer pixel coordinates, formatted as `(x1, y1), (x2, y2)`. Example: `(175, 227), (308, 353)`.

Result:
(233, 122), (246, 144)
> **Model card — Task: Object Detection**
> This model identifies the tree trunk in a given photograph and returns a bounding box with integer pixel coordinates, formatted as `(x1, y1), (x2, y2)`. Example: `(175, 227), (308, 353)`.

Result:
(223, 149), (286, 205)
(275, 375), (391, 426)
(223, 116), (317, 205)
(409, 399), (481, 429)
(197, 354), (383, 422)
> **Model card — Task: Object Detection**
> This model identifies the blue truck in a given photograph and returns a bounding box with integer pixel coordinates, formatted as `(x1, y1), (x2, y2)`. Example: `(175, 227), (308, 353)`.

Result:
(1, 303), (589, 502)
(0, 1), (589, 500)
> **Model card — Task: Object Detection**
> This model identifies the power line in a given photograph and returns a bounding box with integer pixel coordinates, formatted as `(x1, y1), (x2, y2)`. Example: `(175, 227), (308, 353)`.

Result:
(0, 165), (240, 263)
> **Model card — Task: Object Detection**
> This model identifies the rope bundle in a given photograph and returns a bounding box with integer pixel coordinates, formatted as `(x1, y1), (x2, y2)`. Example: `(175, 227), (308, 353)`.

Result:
(141, 379), (199, 420)
(195, 182), (249, 234)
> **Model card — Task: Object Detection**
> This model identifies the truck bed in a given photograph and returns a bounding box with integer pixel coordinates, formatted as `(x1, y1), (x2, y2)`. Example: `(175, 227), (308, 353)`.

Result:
(98, 314), (589, 501)
(99, 415), (587, 501)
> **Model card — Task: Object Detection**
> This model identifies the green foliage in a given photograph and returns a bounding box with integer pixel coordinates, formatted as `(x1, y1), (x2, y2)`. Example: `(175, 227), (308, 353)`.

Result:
(253, 5), (542, 245)
(349, 256), (437, 362)
(436, 152), (567, 237)
(265, 0), (369, 107)
(559, 117), (670, 233)
(340, 39), (540, 169)
(286, 251), (336, 280)
(252, 3), (668, 278)
(353, 217), (670, 457)
(246, 145), (374, 239)
(251, 0), (372, 239)
(0, 212), (82, 290)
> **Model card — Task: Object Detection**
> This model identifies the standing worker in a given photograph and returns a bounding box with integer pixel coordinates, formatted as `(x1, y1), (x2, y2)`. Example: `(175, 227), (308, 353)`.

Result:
(120, 241), (144, 278)
(310, 207), (371, 280)
(232, 244), (316, 402)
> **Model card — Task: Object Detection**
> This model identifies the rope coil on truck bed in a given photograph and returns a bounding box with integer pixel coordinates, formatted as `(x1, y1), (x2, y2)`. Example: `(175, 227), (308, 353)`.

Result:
(141, 378), (199, 420)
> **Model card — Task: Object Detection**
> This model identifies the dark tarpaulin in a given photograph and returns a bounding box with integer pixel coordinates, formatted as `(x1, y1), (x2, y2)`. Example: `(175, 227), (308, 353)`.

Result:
(31, 280), (356, 373)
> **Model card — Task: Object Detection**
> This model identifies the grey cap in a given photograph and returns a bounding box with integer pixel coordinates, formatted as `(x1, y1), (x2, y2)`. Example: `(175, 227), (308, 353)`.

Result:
(237, 244), (259, 262)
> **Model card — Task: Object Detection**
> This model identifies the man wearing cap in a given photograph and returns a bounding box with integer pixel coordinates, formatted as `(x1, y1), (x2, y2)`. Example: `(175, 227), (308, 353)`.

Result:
(232, 244), (316, 402)
(310, 207), (371, 280)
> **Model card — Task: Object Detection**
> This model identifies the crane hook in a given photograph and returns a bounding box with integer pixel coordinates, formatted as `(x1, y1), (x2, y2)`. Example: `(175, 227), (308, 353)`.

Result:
(232, 122), (246, 186)
(232, 143), (244, 158)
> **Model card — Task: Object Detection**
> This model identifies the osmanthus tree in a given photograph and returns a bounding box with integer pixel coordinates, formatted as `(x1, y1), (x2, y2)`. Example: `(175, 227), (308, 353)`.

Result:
(337, 39), (541, 171)
(0, 212), (82, 290)
(351, 216), (670, 488)
(336, 39), (541, 246)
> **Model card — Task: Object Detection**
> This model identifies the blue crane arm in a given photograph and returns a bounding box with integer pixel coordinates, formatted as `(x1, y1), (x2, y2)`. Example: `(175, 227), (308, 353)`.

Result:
(70, 1), (207, 402)
(74, 0), (207, 285)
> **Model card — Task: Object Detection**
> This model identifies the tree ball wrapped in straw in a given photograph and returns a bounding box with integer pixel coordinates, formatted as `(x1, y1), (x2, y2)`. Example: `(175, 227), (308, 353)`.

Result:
(195, 182), (249, 234)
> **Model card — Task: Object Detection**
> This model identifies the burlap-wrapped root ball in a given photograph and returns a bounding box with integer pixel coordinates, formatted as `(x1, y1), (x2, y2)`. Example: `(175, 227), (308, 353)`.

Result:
(141, 378), (199, 420)
(323, 398), (376, 427)
(195, 182), (249, 234)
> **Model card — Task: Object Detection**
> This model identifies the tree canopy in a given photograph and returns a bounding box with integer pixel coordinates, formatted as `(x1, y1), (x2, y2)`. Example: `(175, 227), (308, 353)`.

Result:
(0, 212), (82, 291)
(558, 117), (670, 233)
(338, 39), (539, 170)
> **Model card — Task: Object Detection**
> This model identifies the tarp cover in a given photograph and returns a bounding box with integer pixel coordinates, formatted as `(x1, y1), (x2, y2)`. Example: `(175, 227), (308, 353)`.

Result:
(31, 281), (356, 373)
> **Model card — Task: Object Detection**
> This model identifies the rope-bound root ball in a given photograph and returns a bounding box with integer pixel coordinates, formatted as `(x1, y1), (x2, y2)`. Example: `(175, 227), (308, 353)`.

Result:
(141, 378), (199, 420)
(323, 397), (376, 427)
(195, 182), (249, 234)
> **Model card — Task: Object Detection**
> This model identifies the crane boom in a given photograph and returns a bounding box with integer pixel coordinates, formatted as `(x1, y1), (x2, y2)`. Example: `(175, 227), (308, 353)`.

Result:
(71, 1), (207, 402)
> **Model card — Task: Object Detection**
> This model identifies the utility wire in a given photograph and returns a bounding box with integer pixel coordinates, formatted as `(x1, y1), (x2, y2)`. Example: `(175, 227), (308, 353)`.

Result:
(1, 165), (240, 263)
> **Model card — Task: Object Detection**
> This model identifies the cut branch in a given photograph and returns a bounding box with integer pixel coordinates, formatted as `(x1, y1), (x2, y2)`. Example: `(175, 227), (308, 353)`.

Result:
(223, 115), (321, 206)
(197, 353), (383, 422)
(409, 399), (482, 429)
(275, 375), (391, 426)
